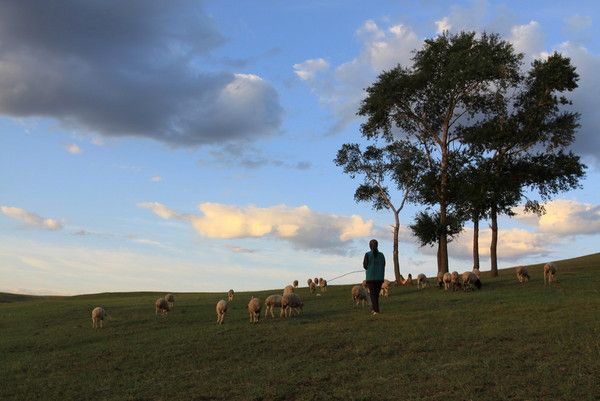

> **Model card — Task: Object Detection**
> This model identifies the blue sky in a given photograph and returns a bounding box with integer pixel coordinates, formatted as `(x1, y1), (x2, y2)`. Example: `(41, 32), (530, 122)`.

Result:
(1, 0), (599, 295)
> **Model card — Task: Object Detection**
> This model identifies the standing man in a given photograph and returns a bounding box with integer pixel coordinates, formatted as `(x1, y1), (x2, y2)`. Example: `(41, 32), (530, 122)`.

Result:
(363, 239), (385, 315)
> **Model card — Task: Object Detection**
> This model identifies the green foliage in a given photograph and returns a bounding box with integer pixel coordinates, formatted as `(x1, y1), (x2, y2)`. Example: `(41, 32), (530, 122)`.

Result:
(1, 255), (599, 400)
(409, 210), (464, 247)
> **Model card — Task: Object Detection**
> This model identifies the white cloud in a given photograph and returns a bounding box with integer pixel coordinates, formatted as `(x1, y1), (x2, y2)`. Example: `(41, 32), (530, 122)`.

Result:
(66, 143), (82, 154)
(140, 201), (374, 254)
(508, 21), (545, 61)
(293, 58), (329, 81)
(296, 19), (420, 133)
(1, 206), (62, 230)
(435, 17), (452, 34)
(514, 199), (600, 236)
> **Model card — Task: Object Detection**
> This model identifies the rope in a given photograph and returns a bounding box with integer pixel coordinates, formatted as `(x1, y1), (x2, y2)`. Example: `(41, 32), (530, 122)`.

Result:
(327, 270), (364, 282)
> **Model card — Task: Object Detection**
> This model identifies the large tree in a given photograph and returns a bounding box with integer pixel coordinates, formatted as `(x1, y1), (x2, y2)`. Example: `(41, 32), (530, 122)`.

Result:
(359, 32), (521, 273)
(335, 140), (426, 284)
(462, 53), (586, 276)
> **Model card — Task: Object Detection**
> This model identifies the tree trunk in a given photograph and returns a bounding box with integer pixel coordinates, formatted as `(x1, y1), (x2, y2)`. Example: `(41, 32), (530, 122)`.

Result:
(393, 210), (401, 285)
(438, 235), (449, 274)
(472, 217), (480, 270)
(438, 130), (449, 274)
(490, 206), (498, 276)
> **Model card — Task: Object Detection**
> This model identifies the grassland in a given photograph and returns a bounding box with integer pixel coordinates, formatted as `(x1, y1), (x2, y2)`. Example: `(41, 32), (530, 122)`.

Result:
(1, 254), (599, 401)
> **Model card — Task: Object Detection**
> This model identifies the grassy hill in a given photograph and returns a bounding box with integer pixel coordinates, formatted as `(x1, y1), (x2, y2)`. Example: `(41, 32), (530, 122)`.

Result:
(1, 255), (599, 401)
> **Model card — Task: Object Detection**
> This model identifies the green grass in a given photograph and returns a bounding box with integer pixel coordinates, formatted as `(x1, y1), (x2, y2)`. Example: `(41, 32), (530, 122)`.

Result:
(2, 254), (600, 401)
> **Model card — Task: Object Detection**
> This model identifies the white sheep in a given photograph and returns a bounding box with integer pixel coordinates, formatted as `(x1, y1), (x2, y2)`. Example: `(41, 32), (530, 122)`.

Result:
(293, 280), (299, 288)
(442, 272), (452, 291)
(461, 271), (482, 290)
(319, 279), (328, 292)
(248, 297), (261, 323)
(164, 293), (175, 310)
(283, 285), (295, 296)
(155, 298), (170, 315)
(450, 271), (461, 291)
(436, 272), (445, 289)
(91, 306), (106, 329)
(544, 262), (557, 285)
(307, 278), (313, 287)
(516, 266), (530, 283)
(309, 281), (317, 294)
(314, 277), (319, 286)
(227, 289), (235, 301)
(280, 293), (303, 318)
(416, 273), (428, 290)
(215, 300), (228, 324)
(472, 268), (481, 279)
(264, 294), (283, 318)
(352, 285), (369, 307)
(380, 280), (390, 297)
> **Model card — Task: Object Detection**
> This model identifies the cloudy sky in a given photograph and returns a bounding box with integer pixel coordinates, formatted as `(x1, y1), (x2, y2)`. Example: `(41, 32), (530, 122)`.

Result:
(2, 0), (599, 295)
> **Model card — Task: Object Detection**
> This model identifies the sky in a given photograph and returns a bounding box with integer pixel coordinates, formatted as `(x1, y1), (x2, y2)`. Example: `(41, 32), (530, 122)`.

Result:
(1, 0), (600, 295)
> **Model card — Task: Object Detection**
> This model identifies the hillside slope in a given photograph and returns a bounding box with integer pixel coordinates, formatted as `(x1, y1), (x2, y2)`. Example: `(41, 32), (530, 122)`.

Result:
(1, 257), (599, 400)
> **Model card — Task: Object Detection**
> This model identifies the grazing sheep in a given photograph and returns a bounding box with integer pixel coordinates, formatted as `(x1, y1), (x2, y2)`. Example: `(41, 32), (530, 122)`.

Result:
(307, 278), (313, 287)
(516, 266), (530, 283)
(227, 289), (235, 301)
(472, 268), (481, 279)
(216, 300), (228, 324)
(544, 262), (557, 285)
(164, 293), (175, 310)
(293, 280), (299, 288)
(416, 274), (428, 290)
(281, 293), (304, 318)
(450, 271), (461, 291)
(248, 297), (261, 323)
(319, 279), (328, 292)
(283, 285), (295, 296)
(380, 280), (390, 297)
(264, 294), (283, 318)
(436, 272), (445, 289)
(442, 272), (452, 291)
(461, 271), (482, 290)
(309, 281), (317, 294)
(155, 298), (170, 315)
(352, 285), (369, 307)
(91, 307), (106, 329)
(401, 274), (413, 286)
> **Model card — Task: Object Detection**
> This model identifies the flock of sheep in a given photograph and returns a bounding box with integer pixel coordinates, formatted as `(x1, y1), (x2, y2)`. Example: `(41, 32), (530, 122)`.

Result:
(90, 264), (558, 328)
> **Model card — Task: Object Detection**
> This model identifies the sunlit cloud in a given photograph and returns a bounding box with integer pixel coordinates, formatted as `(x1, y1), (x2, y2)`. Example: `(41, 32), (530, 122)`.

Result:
(1, 206), (62, 230)
(140, 201), (375, 254)
(435, 17), (452, 33)
(293, 58), (329, 81)
(514, 199), (600, 236)
(137, 202), (193, 221)
(445, 227), (552, 262)
(66, 143), (82, 154)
